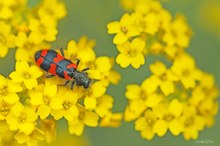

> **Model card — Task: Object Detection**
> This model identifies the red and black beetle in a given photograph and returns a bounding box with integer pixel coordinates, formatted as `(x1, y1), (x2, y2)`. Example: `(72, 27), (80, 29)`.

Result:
(35, 48), (92, 89)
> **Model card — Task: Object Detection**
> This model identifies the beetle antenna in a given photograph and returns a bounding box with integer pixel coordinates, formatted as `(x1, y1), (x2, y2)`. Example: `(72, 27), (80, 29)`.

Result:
(60, 48), (64, 56)
(82, 67), (89, 72)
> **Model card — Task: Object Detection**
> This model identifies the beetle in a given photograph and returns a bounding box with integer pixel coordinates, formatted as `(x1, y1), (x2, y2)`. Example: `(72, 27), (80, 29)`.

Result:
(35, 48), (92, 89)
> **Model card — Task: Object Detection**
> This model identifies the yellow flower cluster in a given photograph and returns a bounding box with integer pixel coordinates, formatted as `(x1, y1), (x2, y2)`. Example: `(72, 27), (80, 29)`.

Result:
(107, 0), (219, 141)
(0, 38), (122, 145)
(0, 0), (122, 146)
(108, 0), (192, 69)
(0, 0), (66, 59)
(125, 54), (218, 140)
(0, 128), (89, 146)
(1, 42), (122, 145)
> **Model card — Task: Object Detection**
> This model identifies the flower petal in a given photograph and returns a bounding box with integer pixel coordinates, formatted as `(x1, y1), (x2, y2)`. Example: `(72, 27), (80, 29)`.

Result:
(16, 61), (29, 74)
(141, 129), (154, 140)
(29, 66), (43, 78)
(107, 21), (120, 34)
(84, 97), (96, 110)
(83, 111), (99, 127)
(68, 121), (84, 136)
(9, 72), (23, 82)
(37, 105), (51, 119)
(149, 61), (166, 76)
(116, 54), (130, 68)
(24, 78), (37, 89)
(153, 120), (168, 137)
(130, 38), (145, 52)
(160, 81), (175, 96)
(113, 32), (128, 44)
(131, 53), (145, 69)
(141, 75), (160, 95)
(125, 84), (141, 100)
(169, 119), (183, 136)
(169, 99), (183, 117)
(3, 93), (19, 104)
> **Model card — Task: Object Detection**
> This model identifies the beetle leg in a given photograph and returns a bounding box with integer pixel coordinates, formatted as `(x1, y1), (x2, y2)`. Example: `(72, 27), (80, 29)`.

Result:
(70, 81), (75, 90)
(82, 67), (89, 72)
(76, 59), (80, 66)
(46, 74), (55, 78)
(60, 48), (65, 56)
(58, 80), (70, 86)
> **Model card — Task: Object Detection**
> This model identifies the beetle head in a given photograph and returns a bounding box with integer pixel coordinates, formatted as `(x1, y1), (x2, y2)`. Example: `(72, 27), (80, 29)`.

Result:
(72, 71), (92, 89)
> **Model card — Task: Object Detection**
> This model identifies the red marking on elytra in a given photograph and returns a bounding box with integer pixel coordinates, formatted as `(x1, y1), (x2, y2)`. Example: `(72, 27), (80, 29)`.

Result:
(64, 71), (71, 80)
(66, 63), (77, 69)
(37, 57), (44, 66)
(41, 50), (48, 57)
(48, 64), (57, 75)
(53, 54), (64, 63)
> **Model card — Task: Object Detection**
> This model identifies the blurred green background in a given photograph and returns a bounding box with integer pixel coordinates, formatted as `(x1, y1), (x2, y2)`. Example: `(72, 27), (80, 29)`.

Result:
(0, 0), (219, 146)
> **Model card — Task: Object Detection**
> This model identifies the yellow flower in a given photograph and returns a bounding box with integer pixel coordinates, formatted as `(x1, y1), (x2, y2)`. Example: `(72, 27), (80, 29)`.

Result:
(28, 80), (61, 119)
(15, 32), (47, 62)
(124, 83), (163, 121)
(171, 53), (202, 89)
(0, 128), (44, 146)
(0, 21), (15, 58)
(124, 84), (147, 121)
(0, 101), (12, 120)
(66, 39), (96, 68)
(196, 75), (219, 128)
(200, 73), (216, 89)
(164, 45), (184, 59)
(0, 130), (17, 146)
(68, 105), (98, 136)
(84, 81), (106, 110)
(38, 0), (67, 20)
(77, 35), (96, 49)
(141, 76), (160, 95)
(135, 110), (157, 140)
(199, 98), (218, 128)
(189, 86), (206, 106)
(180, 105), (206, 140)
(40, 119), (56, 143)
(14, 128), (45, 146)
(148, 61), (179, 96)
(91, 56), (121, 86)
(6, 102), (37, 135)
(100, 112), (122, 127)
(163, 15), (191, 48)
(116, 38), (145, 68)
(51, 87), (79, 121)
(0, 74), (22, 104)
(133, 12), (160, 35)
(120, 0), (137, 11)
(153, 99), (184, 136)
(107, 13), (140, 44)
(0, 1), (13, 19)
(95, 94), (114, 117)
(9, 61), (43, 90)
(38, 131), (89, 146)
(29, 16), (58, 42)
